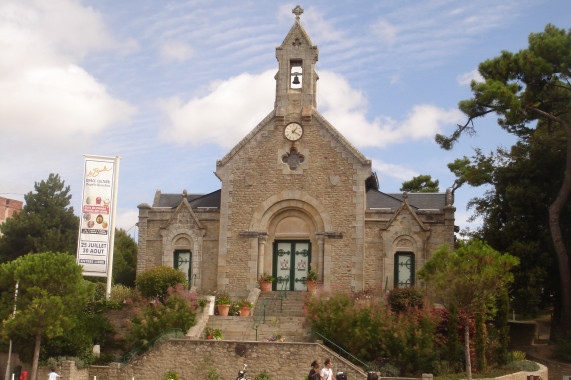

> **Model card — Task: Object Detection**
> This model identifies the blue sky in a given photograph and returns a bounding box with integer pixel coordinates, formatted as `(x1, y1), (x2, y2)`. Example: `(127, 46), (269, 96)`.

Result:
(1, 0), (569, 240)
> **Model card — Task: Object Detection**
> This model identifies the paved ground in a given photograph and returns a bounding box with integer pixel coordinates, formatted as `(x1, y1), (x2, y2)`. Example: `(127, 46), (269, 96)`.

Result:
(516, 344), (571, 380)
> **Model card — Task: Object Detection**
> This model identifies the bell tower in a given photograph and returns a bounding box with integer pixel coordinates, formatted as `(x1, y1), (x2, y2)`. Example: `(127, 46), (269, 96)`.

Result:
(274, 5), (319, 118)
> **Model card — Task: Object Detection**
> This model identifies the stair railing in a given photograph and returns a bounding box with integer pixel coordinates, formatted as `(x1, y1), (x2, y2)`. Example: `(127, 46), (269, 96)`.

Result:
(310, 331), (370, 372)
(252, 297), (270, 341)
(278, 275), (290, 312)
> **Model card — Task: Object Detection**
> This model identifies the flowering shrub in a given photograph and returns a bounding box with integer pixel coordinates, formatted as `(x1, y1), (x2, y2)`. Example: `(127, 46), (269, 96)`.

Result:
(127, 285), (197, 348)
(205, 327), (223, 340)
(305, 287), (442, 375)
(239, 299), (253, 308)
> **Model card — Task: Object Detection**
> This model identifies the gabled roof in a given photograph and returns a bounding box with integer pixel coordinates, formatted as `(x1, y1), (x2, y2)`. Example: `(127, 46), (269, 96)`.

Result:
(366, 189), (446, 211)
(280, 18), (315, 49)
(154, 190), (221, 209)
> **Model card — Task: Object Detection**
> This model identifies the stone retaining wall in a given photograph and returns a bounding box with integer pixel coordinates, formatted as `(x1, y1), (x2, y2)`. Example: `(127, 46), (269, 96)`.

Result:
(90, 339), (366, 380)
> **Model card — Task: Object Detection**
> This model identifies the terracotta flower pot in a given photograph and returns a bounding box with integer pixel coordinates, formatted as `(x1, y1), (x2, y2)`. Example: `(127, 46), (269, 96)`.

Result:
(217, 304), (231, 316)
(260, 281), (272, 291)
(239, 307), (251, 317)
(307, 281), (317, 292)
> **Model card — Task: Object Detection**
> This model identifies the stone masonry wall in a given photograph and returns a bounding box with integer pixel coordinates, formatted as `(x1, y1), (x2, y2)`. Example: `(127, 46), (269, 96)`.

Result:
(90, 340), (367, 380)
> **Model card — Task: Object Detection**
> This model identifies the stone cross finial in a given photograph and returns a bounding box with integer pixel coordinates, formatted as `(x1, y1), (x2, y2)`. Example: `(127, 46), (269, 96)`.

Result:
(292, 5), (304, 20)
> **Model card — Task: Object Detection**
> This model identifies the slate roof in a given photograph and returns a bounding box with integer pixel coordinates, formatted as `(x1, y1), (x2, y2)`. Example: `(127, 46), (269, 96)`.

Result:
(154, 189), (444, 212)
(366, 189), (446, 211)
(155, 190), (221, 209)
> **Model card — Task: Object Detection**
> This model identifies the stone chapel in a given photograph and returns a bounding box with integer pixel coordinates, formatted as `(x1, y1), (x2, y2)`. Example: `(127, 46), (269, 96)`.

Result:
(136, 6), (456, 294)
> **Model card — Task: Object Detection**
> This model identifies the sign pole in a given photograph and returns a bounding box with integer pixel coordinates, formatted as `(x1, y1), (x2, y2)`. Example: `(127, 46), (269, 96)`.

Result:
(4, 281), (19, 380)
(105, 156), (120, 300)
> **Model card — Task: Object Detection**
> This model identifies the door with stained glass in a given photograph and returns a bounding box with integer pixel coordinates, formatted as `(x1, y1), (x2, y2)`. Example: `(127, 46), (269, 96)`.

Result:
(273, 241), (311, 291)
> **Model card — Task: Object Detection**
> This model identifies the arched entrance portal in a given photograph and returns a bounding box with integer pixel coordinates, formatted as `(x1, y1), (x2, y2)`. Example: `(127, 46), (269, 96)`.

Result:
(250, 191), (331, 291)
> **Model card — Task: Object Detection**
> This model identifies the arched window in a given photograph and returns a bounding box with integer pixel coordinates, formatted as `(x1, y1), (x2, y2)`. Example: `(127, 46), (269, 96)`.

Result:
(394, 252), (415, 288)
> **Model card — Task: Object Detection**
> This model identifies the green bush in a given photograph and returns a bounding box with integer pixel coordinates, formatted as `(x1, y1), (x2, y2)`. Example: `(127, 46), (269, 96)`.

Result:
(254, 371), (271, 380)
(501, 360), (539, 372)
(128, 285), (197, 347)
(135, 266), (186, 301)
(164, 370), (179, 380)
(508, 350), (526, 361)
(387, 287), (425, 313)
(110, 284), (135, 304)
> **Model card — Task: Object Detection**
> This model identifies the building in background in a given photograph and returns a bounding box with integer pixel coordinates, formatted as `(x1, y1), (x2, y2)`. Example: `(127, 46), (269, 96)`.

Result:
(137, 8), (455, 293)
(0, 196), (23, 237)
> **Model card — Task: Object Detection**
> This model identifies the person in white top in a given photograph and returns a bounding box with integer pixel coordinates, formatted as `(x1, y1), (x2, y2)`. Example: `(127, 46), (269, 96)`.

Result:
(47, 368), (62, 380)
(320, 358), (335, 380)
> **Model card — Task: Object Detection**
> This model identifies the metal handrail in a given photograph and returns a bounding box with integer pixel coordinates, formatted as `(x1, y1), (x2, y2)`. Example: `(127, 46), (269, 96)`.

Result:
(119, 328), (183, 364)
(252, 297), (270, 340)
(278, 275), (290, 312)
(311, 331), (370, 372)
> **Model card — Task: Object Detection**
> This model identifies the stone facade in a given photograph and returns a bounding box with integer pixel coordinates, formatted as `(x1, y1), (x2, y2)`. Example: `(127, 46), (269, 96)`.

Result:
(137, 10), (455, 294)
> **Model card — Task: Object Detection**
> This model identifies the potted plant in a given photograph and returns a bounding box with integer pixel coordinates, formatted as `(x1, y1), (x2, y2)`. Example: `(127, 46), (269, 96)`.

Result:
(306, 268), (318, 292)
(215, 291), (231, 316)
(239, 299), (253, 316)
(258, 273), (275, 291)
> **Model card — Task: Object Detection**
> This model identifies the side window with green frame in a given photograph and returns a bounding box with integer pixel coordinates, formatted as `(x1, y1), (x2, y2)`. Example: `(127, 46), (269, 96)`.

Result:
(394, 252), (415, 288)
(174, 250), (191, 284)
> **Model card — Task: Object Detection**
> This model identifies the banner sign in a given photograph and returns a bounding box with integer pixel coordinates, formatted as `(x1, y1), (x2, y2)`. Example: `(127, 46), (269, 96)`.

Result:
(77, 155), (119, 277)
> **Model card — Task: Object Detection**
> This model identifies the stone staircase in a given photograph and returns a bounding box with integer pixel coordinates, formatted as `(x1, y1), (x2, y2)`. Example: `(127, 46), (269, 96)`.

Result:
(203, 291), (312, 342)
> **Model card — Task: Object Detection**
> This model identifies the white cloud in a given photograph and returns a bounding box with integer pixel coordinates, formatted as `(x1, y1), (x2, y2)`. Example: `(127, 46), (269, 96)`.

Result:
(371, 159), (418, 182)
(158, 70), (275, 148)
(115, 209), (139, 231)
(159, 69), (463, 151)
(457, 69), (484, 86)
(0, 0), (135, 143)
(371, 17), (397, 46)
(318, 71), (463, 148)
(159, 40), (194, 62)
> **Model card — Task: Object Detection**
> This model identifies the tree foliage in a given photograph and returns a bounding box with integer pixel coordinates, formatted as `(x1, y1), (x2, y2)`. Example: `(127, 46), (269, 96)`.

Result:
(453, 125), (565, 316)
(0, 252), (93, 380)
(437, 24), (571, 334)
(400, 175), (440, 193)
(0, 174), (79, 263)
(418, 240), (518, 380)
(112, 229), (137, 287)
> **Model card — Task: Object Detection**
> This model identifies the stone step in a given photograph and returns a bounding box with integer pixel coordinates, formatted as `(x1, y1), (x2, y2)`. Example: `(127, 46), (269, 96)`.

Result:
(256, 292), (308, 317)
(205, 315), (312, 342)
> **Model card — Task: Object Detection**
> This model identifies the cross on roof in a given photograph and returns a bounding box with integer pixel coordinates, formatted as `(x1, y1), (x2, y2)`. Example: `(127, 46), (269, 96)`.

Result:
(292, 5), (304, 20)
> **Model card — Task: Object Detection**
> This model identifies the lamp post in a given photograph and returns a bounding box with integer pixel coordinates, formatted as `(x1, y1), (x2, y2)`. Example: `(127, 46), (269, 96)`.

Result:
(4, 281), (19, 380)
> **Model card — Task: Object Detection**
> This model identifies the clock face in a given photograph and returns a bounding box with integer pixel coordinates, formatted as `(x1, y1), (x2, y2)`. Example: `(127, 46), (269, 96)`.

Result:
(284, 122), (303, 141)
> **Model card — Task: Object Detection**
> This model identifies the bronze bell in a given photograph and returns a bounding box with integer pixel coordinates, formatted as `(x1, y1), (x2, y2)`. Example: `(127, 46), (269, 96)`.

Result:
(292, 75), (300, 85)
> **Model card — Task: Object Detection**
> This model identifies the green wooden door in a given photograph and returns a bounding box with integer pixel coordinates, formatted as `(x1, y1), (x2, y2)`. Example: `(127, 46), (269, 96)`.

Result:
(174, 250), (191, 285)
(273, 241), (311, 291)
